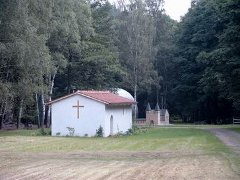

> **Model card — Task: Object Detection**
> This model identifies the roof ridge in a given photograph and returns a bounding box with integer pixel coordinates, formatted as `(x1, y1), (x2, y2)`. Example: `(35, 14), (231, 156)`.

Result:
(47, 90), (136, 105)
(77, 90), (110, 93)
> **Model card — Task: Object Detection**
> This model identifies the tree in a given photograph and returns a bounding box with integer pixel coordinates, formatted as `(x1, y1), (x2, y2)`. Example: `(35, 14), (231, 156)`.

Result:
(171, 0), (240, 123)
(0, 0), (52, 128)
(116, 0), (159, 118)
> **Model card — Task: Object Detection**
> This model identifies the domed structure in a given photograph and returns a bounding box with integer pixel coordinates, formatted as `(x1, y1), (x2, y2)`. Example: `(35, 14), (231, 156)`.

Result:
(115, 88), (134, 101)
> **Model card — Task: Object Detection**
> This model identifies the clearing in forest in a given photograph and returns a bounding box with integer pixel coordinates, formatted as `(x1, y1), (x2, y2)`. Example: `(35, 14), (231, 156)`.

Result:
(0, 126), (239, 180)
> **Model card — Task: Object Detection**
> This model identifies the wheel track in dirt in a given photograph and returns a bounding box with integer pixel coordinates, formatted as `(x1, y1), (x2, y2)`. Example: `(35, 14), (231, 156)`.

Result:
(0, 151), (239, 180)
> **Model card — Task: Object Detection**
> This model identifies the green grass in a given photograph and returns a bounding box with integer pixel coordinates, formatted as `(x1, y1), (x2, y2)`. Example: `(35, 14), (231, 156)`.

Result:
(230, 127), (240, 133)
(1, 126), (239, 177)
(163, 124), (239, 129)
(0, 128), (51, 136)
(0, 127), (228, 154)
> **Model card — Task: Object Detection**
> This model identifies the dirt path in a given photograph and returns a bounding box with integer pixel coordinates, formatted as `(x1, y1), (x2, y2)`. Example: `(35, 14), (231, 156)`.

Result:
(209, 128), (240, 154)
(0, 151), (238, 180)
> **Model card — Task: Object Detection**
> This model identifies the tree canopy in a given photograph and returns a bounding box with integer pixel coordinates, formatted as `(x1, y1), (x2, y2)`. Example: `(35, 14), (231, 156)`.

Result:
(0, 0), (239, 128)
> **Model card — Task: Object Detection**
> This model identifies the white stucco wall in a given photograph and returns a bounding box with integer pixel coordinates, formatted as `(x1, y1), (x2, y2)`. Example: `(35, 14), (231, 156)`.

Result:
(51, 94), (105, 137)
(104, 105), (132, 136)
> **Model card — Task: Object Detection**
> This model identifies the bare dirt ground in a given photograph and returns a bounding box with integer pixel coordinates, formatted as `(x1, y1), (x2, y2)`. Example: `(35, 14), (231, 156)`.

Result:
(209, 128), (240, 154)
(0, 150), (239, 180)
(1, 127), (240, 180)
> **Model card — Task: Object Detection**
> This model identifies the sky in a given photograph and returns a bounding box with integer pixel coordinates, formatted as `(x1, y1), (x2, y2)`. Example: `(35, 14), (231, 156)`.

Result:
(109, 0), (192, 22)
(164, 0), (192, 21)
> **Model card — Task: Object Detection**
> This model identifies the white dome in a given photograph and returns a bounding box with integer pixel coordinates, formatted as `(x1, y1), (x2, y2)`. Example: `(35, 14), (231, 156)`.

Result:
(115, 88), (134, 100)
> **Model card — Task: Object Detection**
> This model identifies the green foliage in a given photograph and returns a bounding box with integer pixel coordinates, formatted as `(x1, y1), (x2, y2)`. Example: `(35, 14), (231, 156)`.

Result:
(95, 125), (104, 137)
(37, 128), (51, 136)
(115, 0), (160, 97)
(125, 125), (148, 136)
(126, 128), (134, 135)
(66, 127), (75, 136)
(56, 132), (61, 136)
(0, 0), (121, 128)
(167, 0), (240, 123)
(0, 0), (239, 127)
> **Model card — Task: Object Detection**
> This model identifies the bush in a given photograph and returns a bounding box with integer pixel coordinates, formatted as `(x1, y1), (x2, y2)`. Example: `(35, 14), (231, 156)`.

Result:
(96, 126), (104, 137)
(37, 128), (51, 136)
(66, 127), (75, 136)
(131, 125), (148, 135)
(133, 124), (140, 132)
(110, 132), (125, 137)
(126, 128), (134, 135)
(47, 129), (51, 135)
(56, 132), (61, 136)
(110, 126), (148, 137)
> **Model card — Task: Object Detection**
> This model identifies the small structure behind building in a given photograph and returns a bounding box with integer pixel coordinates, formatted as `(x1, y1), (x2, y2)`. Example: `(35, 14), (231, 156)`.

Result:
(135, 103), (170, 126)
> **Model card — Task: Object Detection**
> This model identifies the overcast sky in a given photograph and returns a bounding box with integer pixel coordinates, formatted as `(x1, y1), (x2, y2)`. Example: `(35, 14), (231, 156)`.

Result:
(109, 0), (192, 21)
(164, 0), (192, 21)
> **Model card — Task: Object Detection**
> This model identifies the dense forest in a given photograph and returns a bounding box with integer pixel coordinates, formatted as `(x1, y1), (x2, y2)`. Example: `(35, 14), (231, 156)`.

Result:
(0, 0), (239, 128)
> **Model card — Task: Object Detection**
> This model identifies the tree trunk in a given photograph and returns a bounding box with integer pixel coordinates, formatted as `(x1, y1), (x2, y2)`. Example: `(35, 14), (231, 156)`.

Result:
(44, 106), (49, 128)
(39, 94), (45, 128)
(0, 100), (6, 129)
(0, 114), (3, 129)
(35, 93), (40, 128)
(0, 103), (3, 129)
(134, 83), (137, 120)
(67, 52), (72, 94)
(37, 93), (45, 128)
(67, 65), (71, 94)
(44, 73), (56, 128)
(17, 99), (23, 129)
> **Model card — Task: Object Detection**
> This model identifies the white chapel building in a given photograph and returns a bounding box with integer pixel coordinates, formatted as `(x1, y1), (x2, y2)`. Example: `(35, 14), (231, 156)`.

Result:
(48, 90), (135, 137)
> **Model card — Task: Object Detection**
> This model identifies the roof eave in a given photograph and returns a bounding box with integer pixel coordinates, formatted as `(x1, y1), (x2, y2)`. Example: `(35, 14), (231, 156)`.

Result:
(107, 102), (136, 106)
(46, 91), (137, 106)
(46, 92), (109, 105)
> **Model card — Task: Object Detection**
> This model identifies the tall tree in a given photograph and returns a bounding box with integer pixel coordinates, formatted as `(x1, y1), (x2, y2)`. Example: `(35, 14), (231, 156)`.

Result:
(116, 0), (158, 118)
(171, 0), (240, 123)
(0, 0), (52, 128)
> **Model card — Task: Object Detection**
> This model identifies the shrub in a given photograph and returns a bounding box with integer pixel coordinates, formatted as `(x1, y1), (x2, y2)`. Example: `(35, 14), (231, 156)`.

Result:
(126, 128), (134, 135)
(47, 129), (51, 135)
(37, 128), (50, 136)
(110, 126), (148, 137)
(66, 127), (75, 136)
(56, 132), (61, 136)
(130, 125), (148, 135)
(132, 124), (140, 132)
(110, 131), (125, 137)
(96, 126), (104, 137)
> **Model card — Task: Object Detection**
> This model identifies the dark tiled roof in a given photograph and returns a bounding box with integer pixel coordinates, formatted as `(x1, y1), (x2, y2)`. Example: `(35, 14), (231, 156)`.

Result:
(47, 90), (136, 105)
(155, 103), (160, 111)
(146, 103), (151, 111)
(78, 91), (135, 105)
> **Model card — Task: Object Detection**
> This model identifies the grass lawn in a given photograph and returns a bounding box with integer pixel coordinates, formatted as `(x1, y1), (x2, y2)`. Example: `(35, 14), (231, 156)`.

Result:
(0, 126), (239, 179)
(230, 126), (240, 133)
(0, 127), (228, 153)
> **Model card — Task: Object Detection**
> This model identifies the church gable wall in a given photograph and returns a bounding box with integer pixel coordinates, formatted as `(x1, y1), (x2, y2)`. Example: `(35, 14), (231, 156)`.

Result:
(51, 94), (105, 137)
